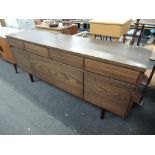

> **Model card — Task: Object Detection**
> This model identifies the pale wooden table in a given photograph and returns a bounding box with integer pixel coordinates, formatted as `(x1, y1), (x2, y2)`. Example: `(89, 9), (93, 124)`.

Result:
(89, 19), (131, 43)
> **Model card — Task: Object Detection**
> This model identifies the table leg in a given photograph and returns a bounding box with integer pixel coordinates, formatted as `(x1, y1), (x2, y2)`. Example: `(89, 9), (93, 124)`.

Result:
(123, 35), (126, 44)
(100, 109), (105, 119)
(137, 24), (145, 46)
(28, 73), (34, 82)
(114, 37), (119, 43)
(92, 34), (96, 39)
(13, 63), (18, 74)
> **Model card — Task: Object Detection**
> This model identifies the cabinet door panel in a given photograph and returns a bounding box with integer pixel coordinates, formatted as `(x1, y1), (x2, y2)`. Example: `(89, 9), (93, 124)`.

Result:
(11, 47), (32, 73)
(85, 59), (140, 85)
(30, 53), (83, 98)
(84, 72), (135, 116)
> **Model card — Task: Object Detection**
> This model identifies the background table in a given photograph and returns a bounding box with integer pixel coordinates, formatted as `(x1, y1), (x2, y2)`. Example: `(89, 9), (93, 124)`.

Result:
(36, 23), (78, 35)
(89, 19), (131, 43)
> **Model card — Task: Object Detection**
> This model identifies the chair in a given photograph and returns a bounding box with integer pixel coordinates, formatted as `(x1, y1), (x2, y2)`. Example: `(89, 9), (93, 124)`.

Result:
(129, 20), (155, 104)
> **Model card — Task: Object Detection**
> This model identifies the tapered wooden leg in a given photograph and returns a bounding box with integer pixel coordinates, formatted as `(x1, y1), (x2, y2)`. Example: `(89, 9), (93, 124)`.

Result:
(92, 34), (96, 39)
(139, 64), (155, 103)
(114, 37), (119, 43)
(137, 24), (144, 46)
(123, 35), (126, 44)
(110, 36), (112, 42)
(100, 109), (105, 119)
(28, 73), (34, 82)
(13, 63), (18, 74)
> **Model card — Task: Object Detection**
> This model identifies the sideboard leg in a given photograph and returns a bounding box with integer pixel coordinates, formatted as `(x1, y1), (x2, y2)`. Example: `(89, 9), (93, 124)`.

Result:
(100, 109), (105, 119)
(13, 63), (18, 74)
(28, 73), (34, 82)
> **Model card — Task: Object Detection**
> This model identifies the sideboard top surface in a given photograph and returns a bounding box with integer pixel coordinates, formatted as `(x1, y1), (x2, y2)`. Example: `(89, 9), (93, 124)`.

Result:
(6, 30), (152, 71)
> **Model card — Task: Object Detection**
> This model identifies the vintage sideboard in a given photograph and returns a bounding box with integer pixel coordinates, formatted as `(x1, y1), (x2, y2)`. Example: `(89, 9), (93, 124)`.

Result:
(6, 30), (151, 117)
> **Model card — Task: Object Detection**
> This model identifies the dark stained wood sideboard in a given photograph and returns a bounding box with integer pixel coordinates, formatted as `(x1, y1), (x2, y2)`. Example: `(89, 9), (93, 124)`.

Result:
(6, 30), (151, 117)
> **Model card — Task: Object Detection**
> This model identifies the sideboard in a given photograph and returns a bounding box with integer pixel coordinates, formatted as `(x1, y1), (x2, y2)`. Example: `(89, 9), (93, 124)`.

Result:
(6, 30), (151, 117)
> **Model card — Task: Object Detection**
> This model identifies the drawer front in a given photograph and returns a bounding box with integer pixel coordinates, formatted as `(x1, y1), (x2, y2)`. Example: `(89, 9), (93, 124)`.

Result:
(85, 59), (140, 85)
(49, 48), (83, 69)
(30, 53), (83, 98)
(7, 38), (24, 49)
(25, 43), (49, 58)
(84, 72), (134, 116)
(11, 47), (32, 74)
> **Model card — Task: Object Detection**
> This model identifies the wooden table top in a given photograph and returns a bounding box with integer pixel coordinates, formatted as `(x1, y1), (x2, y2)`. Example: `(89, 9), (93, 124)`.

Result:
(36, 23), (77, 31)
(6, 30), (152, 71)
(89, 19), (131, 25)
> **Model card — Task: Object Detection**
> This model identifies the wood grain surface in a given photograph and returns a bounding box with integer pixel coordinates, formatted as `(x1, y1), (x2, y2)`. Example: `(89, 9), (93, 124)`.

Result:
(84, 72), (135, 116)
(49, 47), (83, 69)
(29, 53), (83, 98)
(11, 47), (32, 74)
(6, 30), (151, 71)
(85, 59), (141, 85)
(25, 42), (49, 58)
(8, 38), (25, 49)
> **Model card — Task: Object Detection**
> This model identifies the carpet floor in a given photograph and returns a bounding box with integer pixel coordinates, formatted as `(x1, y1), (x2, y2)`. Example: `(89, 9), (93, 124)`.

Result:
(0, 60), (155, 135)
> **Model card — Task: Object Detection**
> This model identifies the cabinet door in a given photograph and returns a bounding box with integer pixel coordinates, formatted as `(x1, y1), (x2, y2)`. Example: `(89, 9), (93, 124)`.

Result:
(30, 53), (83, 98)
(11, 47), (32, 74)
(85, 59), (140, 85)
(84, 72), (135, 116)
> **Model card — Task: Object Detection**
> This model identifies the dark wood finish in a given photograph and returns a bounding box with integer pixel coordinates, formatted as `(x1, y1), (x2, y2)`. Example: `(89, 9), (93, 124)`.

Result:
(137, 24), (144, 46)
(85, 59), (141, 85)
(6, 30), (151, 72)
(130, 19), (140, 46)
(8, 38), (25, 49)
(11, 47), (32, 74)
(6, 30), (151, 117)
(25, 43), (49, 58)
(49, 47), (83, 69)
(84, 72), (135, 116)
(30, 53), (83, 98)
(123, 35), (126, 44)
(140, 64), (155, 103)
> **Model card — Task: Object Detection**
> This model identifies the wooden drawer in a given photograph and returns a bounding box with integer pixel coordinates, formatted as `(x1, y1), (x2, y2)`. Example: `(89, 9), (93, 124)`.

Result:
(7, 38), (24, 49)
(29, 53), (83, 98)
(84, 72), (135, 116)
(25, 43), (49, 58)
(11, 47), (32, 74)
(49, 48), (83, 69)
(85, 59), (140, 85)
